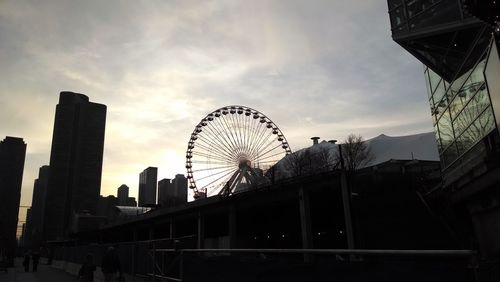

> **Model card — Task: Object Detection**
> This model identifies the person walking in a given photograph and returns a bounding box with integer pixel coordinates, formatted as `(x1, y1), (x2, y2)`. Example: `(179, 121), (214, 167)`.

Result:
(101, 247), (121, 282)
(22, 252), (30, 272)
(79, 254), (96, 282)
(31, 251), (40, 272)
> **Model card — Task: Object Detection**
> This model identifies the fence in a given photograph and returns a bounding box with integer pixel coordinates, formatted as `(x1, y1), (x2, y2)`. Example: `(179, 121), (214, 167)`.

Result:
(50, 239), (486, 282)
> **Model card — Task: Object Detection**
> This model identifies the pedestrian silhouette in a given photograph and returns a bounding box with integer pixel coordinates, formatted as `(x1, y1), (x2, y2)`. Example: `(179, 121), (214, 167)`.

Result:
(79, 254), (96, 282)
(22, 252), (30, 272)
(101, 247), (121, 282)
(31, 251), (40, 272)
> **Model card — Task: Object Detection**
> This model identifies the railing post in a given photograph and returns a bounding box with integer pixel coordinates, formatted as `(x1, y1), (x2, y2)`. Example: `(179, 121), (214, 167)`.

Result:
(299, 186), (313, 263)
(179, 250), (184, 281)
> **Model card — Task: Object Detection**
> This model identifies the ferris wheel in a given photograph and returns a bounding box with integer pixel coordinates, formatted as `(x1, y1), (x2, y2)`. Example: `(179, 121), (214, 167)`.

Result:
(186, 105), (292, 199)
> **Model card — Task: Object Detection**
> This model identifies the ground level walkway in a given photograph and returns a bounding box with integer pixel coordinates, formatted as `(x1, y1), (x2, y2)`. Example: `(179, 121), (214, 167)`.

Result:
(0, 260), (75, 282)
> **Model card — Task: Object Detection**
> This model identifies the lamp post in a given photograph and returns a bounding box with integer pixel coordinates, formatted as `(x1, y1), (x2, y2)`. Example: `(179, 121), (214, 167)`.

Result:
(329, 140), (355, 251)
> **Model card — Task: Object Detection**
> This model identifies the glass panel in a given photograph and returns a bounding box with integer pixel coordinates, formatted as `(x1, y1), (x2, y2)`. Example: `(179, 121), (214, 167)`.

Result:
(424, 68), (433, 100)
(432, 80), (447, 108)
(433, 124), (443, 153)
(437, 108), (454, 151)
(448, 59), (487, 112)
(452, 82), (489, 136)
(390, 6), (406, 28)
(456, 107), (496, 155)
(408, 0), (462, 31)
(407, 0), (424, 18)
(428, 68), (441, 93)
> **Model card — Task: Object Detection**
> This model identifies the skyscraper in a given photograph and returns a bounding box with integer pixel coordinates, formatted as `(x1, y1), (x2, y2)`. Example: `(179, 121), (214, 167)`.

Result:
(25, 165), (49, 247)
(0, 136), (26, 265)
(138, 167), (157, 206)
(157, 178), (172, 207)
(172, 174), (187, 205)
(387, 0), (500, 256)
(117, 184), (129, 206)
(157, 175), (187, 208)
(43, 92), (106, 241)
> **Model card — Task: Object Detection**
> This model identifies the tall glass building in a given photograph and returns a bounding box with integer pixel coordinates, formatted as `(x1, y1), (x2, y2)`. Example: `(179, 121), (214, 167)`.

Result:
(388, 0), (500, 257)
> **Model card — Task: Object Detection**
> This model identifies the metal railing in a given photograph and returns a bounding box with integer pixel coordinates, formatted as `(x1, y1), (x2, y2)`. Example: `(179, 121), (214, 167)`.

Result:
(148, 248), (477, 282)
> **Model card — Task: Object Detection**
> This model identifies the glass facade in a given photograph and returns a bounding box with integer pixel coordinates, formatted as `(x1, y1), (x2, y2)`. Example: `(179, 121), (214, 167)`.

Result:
(425, 42), (497, 168)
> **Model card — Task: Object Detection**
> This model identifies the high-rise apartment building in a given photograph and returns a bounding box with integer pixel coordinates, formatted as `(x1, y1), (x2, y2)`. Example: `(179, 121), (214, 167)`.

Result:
(387, 0), (499, 256)
(138, 167), (157, 206)
(43, 92), (106, 241)
(157, 175), (187, 208)
(24, 165), (49, 248)
(117, 184), (129, 206)
(0, 136), (26, 265)
(172, 174), (188, 205)
(157, 178), (172, 207)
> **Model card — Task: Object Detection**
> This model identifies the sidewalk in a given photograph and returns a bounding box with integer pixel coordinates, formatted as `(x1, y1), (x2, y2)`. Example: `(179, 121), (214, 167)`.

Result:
(0, 261), (76, 282)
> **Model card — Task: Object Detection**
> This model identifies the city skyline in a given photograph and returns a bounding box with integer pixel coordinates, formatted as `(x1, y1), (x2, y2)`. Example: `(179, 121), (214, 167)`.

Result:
(0, 1), (434, 213)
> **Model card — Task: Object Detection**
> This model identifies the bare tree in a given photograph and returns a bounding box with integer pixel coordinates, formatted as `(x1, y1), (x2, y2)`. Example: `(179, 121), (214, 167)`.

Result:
(337, 134), (374, 171)
(283, 144), (337, 177)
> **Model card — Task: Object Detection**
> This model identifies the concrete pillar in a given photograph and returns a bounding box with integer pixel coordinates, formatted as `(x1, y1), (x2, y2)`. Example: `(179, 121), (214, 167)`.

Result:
(197, 211), (205, 249)
(340, 170), (355, 250)
(229, 205), (237, 248)
(299, 186), (313, 262)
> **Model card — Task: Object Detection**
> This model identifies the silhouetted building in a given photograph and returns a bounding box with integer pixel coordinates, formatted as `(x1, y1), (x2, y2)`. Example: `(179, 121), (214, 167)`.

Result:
(157, 178), (172, 206)
(158, 175), (188, 208)
(387, 0), (500, 257)
(117, 184), (129, 206)
(43, 92), (106, 241)
(138, 167), (157, 206)
(126, 197), (137, 207)
(97, 195), (119, 218)
(0, 136), (26, 265)
(24, 165), (49, 248)
(172, 174), (188, 205)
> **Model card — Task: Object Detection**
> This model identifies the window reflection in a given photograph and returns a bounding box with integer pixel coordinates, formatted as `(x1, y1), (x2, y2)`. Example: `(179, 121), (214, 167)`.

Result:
(452, 83), (489, 136)
(432, 80), (447, 108)
(437, 109), (454, 152)
(423, 52), (494, 168)
(456, 107), (495, 155)
(428, 68), (441, 93)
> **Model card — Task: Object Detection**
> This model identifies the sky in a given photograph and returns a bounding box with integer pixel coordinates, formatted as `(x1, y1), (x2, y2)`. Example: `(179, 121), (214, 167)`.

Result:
(0, 0), (434, 223)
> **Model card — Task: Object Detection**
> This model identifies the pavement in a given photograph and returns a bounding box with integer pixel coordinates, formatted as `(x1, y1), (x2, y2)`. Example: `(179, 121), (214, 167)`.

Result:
(0, 260), (76, 282)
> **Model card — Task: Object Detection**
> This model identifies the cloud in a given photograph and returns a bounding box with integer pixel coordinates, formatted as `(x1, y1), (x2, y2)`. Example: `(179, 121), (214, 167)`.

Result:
(1, 0), (434, 208)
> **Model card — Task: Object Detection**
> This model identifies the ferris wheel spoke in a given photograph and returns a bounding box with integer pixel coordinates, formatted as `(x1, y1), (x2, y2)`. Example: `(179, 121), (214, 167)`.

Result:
(247, 121), (268, 159)
(200, 168), (238, 189)
(192, 150), (234, 163)
(254, 136), (280, 159)
(192, 164), (235, 173)
(192, 140), (234, 162)
(229, 113), (244, 150)
(248, 116), (264, 157)
(202, 119), (239, 159)
(211, 116), (240, 155)
(249, 130), (274, 160)
(254, 145), (286, 162)
(220, 114), (241, 152)
(196, 167), (237, 182)
(196, 134), (236, 161)
(241, 113), (251, 153)
(190, 160), (232, 165)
